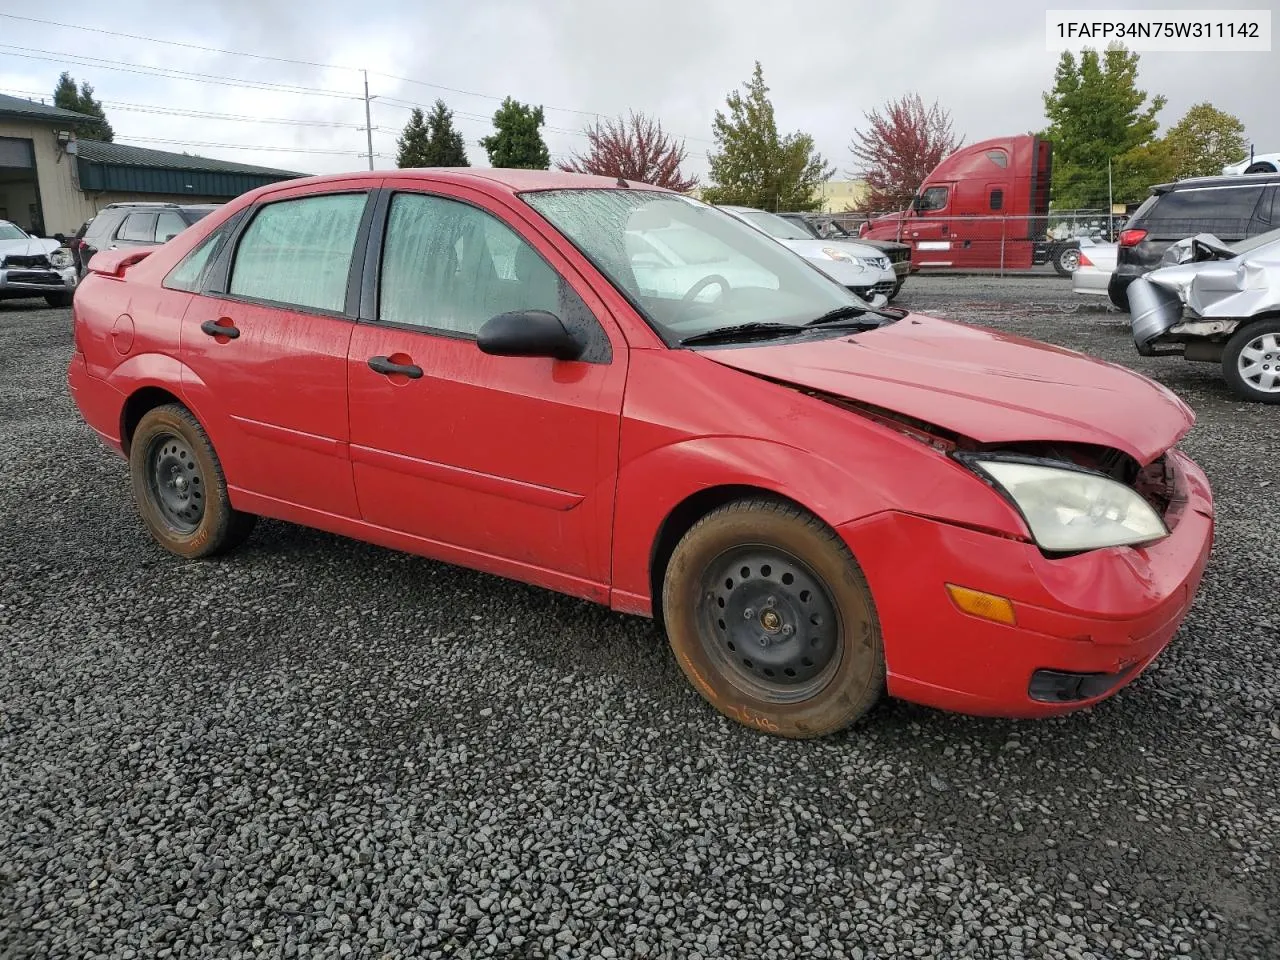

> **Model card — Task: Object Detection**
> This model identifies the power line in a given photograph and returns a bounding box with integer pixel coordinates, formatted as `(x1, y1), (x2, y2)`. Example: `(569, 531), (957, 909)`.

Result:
(113, 134), (387, 157)
(0, 45), (361, 99)
(0, 88), (365, 129)
(0, 18), (717, 143)
(0, 14), (363, 72)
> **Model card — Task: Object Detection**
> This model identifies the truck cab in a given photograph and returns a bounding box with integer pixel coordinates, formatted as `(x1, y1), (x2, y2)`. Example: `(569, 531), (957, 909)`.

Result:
(861, 135), (1055, 271)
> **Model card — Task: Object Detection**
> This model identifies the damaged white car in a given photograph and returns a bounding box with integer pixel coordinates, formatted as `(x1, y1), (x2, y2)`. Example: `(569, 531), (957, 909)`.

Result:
(0, 220), (77, 308)
(1129, 226), (1280, 404)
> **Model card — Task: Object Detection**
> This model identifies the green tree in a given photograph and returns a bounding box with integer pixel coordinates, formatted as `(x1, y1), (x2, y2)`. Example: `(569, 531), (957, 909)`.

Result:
(1041, 45), (1165, 206)
(701, 62), (832, 211)
(396, 100), (469, 168)
(52, 72), (113, 142)
(1161, 103), (1247, 180)
(480, 98), (550, 169)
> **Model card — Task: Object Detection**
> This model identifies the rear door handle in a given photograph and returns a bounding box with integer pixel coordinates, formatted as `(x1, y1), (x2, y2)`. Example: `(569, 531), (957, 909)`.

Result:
(368, 356), (423, 379)
(201, 318), (240, 339)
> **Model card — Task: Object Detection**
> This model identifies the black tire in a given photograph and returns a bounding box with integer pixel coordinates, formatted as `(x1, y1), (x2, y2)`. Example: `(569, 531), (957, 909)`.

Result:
(1053, 242), (1081, 277)
(1222, 319), (1280, 405)
(661, 498), (885, 739)
(45, 292), (73, 308)
(888, 278), (905, 301)
(128, 404), (257, 557)
(1108, 275), (1130, 311)
(1244, 162), (1277, 175)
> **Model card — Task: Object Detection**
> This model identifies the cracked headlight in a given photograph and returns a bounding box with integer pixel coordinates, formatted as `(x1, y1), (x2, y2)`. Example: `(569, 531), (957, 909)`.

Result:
(969, 459), (1168, 552)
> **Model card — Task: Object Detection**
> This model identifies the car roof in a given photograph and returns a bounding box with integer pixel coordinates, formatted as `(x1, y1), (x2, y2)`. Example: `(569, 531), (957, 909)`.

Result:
(262, 168), (671, 196)
(1154, 172), (1280, 193)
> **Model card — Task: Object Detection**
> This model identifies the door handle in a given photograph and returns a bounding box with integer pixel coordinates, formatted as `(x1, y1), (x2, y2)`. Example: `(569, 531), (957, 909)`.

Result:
(368, 355), (423, 379)
(201, 318), (240, 339)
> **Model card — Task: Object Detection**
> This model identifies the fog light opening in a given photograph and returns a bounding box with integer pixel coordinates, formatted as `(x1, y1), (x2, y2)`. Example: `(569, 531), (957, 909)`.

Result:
(945, 584), (1017, 626)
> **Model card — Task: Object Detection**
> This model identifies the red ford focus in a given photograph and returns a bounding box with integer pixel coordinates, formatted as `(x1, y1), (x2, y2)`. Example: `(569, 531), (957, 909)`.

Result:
(67, 170), (1214, 738)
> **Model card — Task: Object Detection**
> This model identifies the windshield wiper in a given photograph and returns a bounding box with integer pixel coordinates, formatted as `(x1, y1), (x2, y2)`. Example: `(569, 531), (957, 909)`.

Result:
(805, 304), (898, 327)
(679, 322), (805, 346)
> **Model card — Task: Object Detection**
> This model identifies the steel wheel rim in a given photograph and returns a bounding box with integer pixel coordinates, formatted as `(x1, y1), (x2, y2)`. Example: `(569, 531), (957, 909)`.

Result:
(696, 545), (842, 704)
(146, 433), (205, 533)
(1060, 248), (1081, 272)
(1238, 332), (1280, 394)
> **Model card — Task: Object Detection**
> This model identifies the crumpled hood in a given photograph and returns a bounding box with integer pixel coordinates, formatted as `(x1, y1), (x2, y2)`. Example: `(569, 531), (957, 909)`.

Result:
(700, 313), (1194, 465)
(0, 236), (59, 262)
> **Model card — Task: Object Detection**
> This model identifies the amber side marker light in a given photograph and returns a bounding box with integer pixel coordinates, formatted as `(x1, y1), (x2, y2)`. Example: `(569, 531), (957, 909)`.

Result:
(945, 584), (1017, 626)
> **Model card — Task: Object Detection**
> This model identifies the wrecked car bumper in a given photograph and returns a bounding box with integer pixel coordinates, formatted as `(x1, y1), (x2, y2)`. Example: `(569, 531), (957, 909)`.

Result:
(838, 449), (1214, 718)
(0, 264), (77, 299)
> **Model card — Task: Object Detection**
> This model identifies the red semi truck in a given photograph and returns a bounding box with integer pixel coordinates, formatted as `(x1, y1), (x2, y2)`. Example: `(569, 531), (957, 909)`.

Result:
(860, 135), (1080, 274)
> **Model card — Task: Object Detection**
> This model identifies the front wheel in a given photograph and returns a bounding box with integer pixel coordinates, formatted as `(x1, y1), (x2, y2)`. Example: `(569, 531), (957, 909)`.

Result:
(128, 404), (257, 557)
(1222, 320), (1280, 404)
(45, 292), (73, 308)
(888, 278), (905, 301)
(662, 499), (885, 738)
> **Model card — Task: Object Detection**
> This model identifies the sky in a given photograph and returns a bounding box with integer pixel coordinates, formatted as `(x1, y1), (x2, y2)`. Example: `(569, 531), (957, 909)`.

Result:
(0, 0), (1277, 180)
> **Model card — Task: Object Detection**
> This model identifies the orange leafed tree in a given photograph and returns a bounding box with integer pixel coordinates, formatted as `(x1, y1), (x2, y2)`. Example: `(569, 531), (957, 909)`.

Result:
(558, 111), (698, 191)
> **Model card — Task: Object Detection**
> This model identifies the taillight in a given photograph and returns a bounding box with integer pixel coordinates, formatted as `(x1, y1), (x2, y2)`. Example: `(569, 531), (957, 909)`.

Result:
(1118, 228), (1148, 247)
(1078, 251), (1094, 268)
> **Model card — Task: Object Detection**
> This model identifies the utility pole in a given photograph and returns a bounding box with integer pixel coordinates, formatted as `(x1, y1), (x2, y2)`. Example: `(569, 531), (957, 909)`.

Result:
(363, 69), (374, 171)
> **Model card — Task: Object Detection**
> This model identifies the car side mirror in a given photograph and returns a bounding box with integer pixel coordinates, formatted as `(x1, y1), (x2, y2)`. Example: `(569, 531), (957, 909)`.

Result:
(477, 310), (583, 361)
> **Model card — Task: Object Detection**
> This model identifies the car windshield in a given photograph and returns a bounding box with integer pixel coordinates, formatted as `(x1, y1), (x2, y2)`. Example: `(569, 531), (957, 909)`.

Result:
(1230, 226), (1280, 255)
(734, 209), (815, 241)
(0, 221), (28, 241)
(520, 189), (869, 343)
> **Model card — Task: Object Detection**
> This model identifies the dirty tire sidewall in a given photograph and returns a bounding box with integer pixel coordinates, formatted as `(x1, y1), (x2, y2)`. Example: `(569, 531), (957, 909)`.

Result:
(663, 500), (885, 739)
(1222, 318), (1280, 405)
(128, 404), (252, 558)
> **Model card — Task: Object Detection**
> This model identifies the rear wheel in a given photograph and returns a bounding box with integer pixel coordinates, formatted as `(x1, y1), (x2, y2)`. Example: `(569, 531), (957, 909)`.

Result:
(128, 404), (257, 557)
(662, 499), (885, 739)
(1053, 242), (1082, 277)
(1222, 319), (1280, 404)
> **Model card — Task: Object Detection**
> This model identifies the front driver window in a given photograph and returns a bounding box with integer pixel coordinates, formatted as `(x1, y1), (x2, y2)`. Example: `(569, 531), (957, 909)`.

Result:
(918, 186), (948, 212)
(379, 192), (608, 363)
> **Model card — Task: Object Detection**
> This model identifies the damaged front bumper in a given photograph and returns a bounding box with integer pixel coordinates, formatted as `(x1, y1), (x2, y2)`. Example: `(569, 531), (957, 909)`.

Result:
(0, 263), (78, 300)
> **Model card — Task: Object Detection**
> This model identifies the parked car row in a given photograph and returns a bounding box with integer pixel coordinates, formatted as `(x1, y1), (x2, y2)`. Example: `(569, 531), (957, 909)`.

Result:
(66, 169), (1213, 740)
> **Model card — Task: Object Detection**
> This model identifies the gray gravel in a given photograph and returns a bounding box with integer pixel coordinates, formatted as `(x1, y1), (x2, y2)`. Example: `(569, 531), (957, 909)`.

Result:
(1, 277), (1277, 960)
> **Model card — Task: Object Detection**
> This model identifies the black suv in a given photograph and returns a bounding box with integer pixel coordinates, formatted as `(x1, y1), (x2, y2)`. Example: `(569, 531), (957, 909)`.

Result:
(1109, 173), (1280, 309)
(71, 202), (220, 277)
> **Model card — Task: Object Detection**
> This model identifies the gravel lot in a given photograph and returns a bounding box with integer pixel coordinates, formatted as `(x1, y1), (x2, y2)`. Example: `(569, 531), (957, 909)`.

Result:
(2, 276), (1277, 960)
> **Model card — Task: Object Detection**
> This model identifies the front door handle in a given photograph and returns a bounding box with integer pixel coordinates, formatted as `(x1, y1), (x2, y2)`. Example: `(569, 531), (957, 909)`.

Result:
(368, 355), (423, 379)
(201, 318), (240, 339)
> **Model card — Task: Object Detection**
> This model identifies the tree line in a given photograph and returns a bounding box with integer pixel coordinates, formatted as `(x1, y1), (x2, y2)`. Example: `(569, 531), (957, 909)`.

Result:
(52, 46), (1252, 213)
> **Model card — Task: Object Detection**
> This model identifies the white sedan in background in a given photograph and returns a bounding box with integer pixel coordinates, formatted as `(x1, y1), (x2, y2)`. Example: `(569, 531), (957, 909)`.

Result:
(719, 206), (897, 302)
(1072, 239), (1118, 298)
(1222, 152), (1280, 176)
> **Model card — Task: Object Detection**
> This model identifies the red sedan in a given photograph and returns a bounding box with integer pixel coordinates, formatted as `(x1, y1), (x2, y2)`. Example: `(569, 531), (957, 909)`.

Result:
(67, 170), (1214, 738)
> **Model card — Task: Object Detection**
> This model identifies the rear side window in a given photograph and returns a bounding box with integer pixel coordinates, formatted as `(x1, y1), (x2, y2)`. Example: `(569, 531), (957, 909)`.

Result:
(118, 212), (157, 242)
(166, 216), (242, 292)
(155, 212), (187, 243)
(229, 193), (367, 313)
(1145, 186), (1265, 238)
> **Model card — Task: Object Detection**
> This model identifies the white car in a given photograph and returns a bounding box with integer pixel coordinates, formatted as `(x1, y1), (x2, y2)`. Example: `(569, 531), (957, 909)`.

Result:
(0, 220), (77, 308)
(1071, 239), (1118, 298)
(719, 206), (898, 301)
(1222, 152), (1280, 176)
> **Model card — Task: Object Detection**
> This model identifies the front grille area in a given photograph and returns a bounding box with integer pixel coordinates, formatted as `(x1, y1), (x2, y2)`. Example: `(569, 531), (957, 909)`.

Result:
(3, 270), (63, 286)
(850, 280), (898, 297)
(1, 254), (51, 269)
